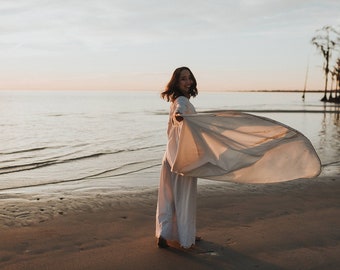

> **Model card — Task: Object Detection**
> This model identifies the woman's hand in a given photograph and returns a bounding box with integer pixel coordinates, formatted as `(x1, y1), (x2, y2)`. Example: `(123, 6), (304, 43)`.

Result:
(175, 113), (183, 122)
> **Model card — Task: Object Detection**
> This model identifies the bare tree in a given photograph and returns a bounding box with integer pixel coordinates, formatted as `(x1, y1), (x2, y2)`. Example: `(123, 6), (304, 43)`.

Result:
(335, 58), (340, 102)
(311, 26), (340, 101)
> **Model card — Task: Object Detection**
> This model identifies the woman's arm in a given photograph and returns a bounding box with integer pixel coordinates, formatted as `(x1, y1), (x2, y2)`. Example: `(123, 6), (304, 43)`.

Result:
(173, 96), (188, 122)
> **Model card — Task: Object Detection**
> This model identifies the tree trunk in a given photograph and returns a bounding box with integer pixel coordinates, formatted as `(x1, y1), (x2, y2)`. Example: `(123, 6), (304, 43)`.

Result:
(321, 52), (330, 102)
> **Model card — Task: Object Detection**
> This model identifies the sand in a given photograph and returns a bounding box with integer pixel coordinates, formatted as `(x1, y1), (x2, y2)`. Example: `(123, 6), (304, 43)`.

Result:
(0, 176), (340, 270)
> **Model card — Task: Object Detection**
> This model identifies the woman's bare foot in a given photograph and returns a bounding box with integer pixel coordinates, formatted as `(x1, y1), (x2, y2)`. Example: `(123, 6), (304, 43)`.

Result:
(157, 236), (169, 248)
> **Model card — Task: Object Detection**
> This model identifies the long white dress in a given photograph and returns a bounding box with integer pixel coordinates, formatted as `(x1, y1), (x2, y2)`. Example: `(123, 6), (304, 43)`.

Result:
(155, 96), (197, 248)
(155, 97), (322, 248)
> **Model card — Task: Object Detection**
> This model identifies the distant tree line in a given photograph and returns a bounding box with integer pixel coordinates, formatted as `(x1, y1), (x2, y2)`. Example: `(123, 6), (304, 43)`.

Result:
(311, 25), (340, 103)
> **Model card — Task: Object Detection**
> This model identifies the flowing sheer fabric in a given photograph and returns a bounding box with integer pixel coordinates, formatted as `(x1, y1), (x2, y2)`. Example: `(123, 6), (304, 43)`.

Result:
(167, 111), (321, 183)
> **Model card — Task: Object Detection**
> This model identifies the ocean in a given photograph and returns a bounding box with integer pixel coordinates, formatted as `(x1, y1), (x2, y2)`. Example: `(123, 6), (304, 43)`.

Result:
(0, 90), (339, 194)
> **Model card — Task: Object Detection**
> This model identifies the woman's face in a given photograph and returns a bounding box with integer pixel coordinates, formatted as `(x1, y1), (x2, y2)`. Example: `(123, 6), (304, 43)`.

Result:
(178, 69), (193, 97)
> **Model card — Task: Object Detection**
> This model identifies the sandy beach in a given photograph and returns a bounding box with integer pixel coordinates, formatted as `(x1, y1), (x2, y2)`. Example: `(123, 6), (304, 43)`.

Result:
(1, 175), (339, 270)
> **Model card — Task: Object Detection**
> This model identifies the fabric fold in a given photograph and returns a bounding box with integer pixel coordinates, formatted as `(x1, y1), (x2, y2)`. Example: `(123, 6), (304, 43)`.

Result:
(167, 111), (321, 183)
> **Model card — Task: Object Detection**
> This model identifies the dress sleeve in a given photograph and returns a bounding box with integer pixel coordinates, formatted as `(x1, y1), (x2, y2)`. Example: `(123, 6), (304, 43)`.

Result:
(171, 97), (188, 125)
(174, 96), (188, 115)
(168, 111), (321, 183)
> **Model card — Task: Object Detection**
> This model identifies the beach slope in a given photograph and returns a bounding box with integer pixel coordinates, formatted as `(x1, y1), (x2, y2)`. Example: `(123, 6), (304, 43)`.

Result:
(0, 176), (339, 270)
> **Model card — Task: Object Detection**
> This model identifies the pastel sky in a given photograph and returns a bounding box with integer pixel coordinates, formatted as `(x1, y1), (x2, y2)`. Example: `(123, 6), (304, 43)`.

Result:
(1, 0), (340, 91)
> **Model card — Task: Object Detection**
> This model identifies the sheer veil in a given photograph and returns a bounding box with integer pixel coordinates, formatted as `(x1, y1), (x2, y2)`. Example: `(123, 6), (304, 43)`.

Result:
(167, 112), (321, 184)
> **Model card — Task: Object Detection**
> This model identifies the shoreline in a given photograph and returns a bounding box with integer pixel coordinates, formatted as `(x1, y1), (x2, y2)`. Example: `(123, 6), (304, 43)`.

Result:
(1, 176), (339, 269)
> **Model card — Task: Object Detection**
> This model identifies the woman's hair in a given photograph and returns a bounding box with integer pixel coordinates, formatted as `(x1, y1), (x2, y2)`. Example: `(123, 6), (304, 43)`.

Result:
(161, 67), (198, 102)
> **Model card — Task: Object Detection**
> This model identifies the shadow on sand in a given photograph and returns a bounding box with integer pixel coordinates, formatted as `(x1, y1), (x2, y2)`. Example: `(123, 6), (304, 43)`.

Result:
(159, 239), (284, 270)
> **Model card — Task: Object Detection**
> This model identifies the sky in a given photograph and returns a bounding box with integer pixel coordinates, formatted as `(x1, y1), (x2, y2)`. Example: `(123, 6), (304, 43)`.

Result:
(1, 0), (340, 91)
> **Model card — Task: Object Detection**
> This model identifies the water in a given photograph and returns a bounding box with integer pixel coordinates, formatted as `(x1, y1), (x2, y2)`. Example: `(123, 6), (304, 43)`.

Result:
(0, 91), (339, 193)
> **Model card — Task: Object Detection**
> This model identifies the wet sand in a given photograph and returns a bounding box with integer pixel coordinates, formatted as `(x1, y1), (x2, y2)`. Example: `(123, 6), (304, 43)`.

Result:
(0, 175), (339, 270)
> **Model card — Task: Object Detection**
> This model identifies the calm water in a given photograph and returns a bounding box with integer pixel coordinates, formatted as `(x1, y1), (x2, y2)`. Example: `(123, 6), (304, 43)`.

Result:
(0, 91), (339, 192)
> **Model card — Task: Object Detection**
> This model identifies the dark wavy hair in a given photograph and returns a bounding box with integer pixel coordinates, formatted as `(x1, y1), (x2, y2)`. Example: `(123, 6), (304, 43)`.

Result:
(161, 67), (198, 102)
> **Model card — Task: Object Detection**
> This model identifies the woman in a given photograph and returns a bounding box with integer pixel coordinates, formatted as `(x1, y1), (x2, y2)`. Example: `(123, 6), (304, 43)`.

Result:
(155, 67), (199, 249)
(155, 67), (322, 249)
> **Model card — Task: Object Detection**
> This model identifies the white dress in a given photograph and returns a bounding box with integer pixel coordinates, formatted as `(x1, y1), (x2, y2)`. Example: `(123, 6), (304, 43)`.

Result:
(155, 96), (197, 248)
(155, 97), (321, 248)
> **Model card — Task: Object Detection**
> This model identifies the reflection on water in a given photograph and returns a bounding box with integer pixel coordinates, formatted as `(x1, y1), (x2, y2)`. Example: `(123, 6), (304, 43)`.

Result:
(318, 104), (340, 176)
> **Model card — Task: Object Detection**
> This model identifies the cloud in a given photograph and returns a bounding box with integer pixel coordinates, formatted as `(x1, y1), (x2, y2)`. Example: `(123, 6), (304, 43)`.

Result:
(0, 1), (240, 51)
(1, 0), (339, 56)
(0, 0), (339, 91)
